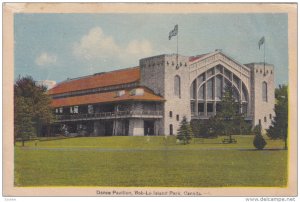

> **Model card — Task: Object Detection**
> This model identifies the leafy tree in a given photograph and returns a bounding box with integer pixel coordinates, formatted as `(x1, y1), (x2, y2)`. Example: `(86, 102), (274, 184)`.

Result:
(190, 119), (217, 138)
(14, 96), (35, 146)
(177, 116), (193, 144)
(266, 85), (288, 149)
(253, 124), (267, 150)
(210, 86), (246, 142)
(14, 76), (55, 145)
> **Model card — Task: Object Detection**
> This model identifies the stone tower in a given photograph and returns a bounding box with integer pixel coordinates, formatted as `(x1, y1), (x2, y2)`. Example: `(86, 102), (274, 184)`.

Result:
(140, 54), (191, 135)
(246, 63), (275, 130)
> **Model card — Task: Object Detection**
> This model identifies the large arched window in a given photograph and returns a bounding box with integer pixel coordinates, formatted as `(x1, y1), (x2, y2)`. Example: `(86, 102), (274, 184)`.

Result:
(262, 82), (268, 102)
(174, 75), (181, 97)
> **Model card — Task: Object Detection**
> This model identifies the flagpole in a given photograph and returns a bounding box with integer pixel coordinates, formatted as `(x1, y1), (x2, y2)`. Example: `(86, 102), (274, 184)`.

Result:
(263, 38), (266, 76)
(176, 25), (179, 67)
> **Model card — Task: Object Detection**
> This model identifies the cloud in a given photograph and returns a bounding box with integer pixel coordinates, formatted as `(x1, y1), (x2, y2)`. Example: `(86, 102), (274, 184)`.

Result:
(35, 52), (57, 66)
(72, 26), (153, 65)
(73, 27), (119, 61)
(125, 39), (152, 56)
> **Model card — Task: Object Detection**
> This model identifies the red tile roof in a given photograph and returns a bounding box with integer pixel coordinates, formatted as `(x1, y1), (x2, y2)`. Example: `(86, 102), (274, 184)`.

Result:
(48, 67), (140, 95)
(189, 53), (209, 62)
(51, 87), (164, 107)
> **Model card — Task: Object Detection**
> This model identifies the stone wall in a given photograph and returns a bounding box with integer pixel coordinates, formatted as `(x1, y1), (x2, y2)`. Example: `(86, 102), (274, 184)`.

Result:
(140, 55), (165, 96)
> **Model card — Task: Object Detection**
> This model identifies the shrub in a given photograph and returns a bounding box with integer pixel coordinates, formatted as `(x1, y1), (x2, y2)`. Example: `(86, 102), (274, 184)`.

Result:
(253, 134), (267, 150)
(253, 124), (267, 150)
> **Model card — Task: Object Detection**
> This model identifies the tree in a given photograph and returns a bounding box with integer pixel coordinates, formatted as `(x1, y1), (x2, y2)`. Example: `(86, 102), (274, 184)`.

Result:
(266, 85), (288, 149)
(14, 96), (35, 146)
(177, 116), (193, 144)
(14, 76), (55, 145)
(210, 86), (246, 142)
(253, 124), (267, 150)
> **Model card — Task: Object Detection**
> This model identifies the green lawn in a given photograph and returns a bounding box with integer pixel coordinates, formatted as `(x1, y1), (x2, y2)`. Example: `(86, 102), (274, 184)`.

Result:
(14, 135), (287, 187)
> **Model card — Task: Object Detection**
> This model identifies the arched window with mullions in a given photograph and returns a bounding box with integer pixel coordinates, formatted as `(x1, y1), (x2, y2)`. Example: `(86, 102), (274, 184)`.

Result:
(174, 75), (181, 98)
(262, 82), (268, 102)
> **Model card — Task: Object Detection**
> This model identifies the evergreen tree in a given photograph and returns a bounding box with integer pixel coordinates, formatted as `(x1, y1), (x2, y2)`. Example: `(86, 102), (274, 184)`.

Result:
(177, 116), (193, 145)
(253, 124), (267, 150)
(266, 85), (288, 149)
(211, 86), (245, 142)
(14, 76), (55, 145)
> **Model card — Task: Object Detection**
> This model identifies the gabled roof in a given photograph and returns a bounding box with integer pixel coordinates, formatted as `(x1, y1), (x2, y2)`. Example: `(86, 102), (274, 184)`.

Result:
(48, 67), (140, 95)
(51, 87), (164, 107)
(189, 50), (251, 73)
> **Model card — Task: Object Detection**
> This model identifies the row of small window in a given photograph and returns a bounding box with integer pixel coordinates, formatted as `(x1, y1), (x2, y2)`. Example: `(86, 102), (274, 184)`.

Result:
(166, 61), (187, 67)
(55, 106), (79, 114)
(256, 69), (273, 74)
(259, 114), (273, 124)
(169, 111), (180, 121)
(143, 61), (187, 68)
(55, 105), (94, 114)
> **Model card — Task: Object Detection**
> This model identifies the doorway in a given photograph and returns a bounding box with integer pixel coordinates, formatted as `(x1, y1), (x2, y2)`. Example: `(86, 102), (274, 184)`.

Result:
(144, 120), (155, 136)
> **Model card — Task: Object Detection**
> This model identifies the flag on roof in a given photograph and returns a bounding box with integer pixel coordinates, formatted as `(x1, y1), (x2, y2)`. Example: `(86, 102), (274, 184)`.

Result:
(169, 24), (178, 40)
(258, 36), (265, 50)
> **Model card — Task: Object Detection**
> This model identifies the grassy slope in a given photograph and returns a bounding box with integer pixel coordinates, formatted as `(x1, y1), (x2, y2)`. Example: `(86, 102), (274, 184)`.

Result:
(14, 136), (287, 187)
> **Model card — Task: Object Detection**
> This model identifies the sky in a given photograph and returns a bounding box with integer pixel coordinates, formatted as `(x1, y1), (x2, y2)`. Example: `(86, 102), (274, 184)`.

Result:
(14, 13), (288, 86)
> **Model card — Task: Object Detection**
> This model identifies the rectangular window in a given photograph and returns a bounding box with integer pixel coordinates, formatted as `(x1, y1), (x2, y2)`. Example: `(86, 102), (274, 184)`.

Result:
(207, 103), (213, 112)
(198, 103), (205, 112)
(169, 124), (173, 135)
(73, 106), (79, 113)
(176, 115), (179, 121)
(207, 79), (213, 100)
(169, 111), (173, 118)
(88, 105), (94, 114)
(259, 119), (261, 125)
(198, 85), (205, 100)
(262, 82), (268, 102)
(59, 107), (63, 113)
(264, 117), (267, 122)
(269, 114), (272, 119)
(190, 101), (195, 113)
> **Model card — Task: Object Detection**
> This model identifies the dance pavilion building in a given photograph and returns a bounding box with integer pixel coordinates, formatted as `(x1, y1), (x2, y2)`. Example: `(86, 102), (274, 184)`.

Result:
(48, 50), (275, 136)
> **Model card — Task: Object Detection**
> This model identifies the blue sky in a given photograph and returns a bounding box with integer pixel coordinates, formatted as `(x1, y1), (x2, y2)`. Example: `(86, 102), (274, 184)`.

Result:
(14, 13), (288, 85)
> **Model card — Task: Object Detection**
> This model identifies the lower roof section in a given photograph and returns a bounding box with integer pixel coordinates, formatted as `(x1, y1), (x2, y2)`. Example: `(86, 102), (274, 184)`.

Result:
(51, 87), (164, 108)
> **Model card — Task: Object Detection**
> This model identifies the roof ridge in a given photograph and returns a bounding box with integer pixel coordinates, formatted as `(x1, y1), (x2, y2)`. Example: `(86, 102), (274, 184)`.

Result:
(59, 66), (140, 84)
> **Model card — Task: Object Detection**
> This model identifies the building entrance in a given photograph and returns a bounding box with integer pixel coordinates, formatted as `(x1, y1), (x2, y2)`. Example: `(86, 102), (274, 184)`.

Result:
(144, 120), (155, 136)
(104, 121), (113, 136)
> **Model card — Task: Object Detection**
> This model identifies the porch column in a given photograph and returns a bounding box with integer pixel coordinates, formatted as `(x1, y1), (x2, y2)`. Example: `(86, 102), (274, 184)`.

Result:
(195, 78), (198, 116)
(239, 80), (243, 114)
(204, 71), (207, 116)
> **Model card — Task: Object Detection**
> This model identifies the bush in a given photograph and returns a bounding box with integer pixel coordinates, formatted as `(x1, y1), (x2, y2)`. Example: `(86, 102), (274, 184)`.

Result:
(253, 124), (266, 150)
(253, 135), (267, 150)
